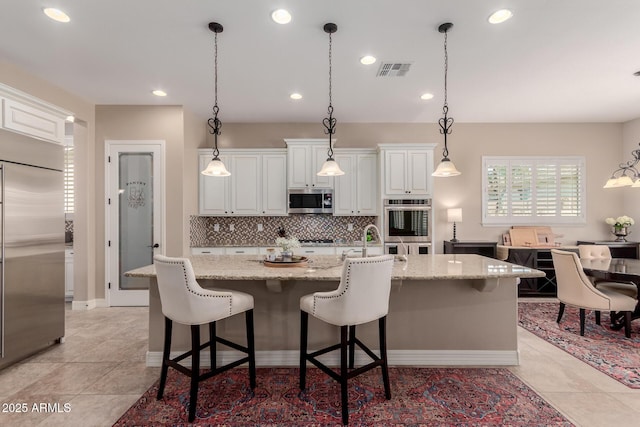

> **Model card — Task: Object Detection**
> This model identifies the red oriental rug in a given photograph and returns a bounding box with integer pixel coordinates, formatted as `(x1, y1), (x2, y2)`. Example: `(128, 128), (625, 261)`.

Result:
(518, 301), (640, 388)
(114, 367), (572, 426)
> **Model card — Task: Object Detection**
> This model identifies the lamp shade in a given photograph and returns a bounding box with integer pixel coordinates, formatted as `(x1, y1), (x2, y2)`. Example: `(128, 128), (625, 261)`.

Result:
(633, 179), (640, 188)
(201, 158), (230, 176)
(432, 159), (461, 177)
(447, 208), (462, 223)
(317, 158), (345, 176)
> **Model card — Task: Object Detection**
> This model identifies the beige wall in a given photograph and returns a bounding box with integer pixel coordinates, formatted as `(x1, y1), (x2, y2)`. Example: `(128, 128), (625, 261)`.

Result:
(200, 122), (624, 251)
(95, 106), (185, 299)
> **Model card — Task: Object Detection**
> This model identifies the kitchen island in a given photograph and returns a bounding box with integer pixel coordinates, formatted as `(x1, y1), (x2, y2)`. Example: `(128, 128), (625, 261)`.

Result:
(126, 254), (544, 367)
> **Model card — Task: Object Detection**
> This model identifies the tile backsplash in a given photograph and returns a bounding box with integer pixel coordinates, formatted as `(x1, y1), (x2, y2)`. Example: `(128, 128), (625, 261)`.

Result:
(190, 215), (378, 246)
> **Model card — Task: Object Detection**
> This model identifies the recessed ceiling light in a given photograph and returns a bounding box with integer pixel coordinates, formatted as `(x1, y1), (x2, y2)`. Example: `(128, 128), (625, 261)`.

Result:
(43, 8), (70, 23)
(488, 9), (513, 24)
(65, 115), (75, 122)
(360, 55), (377, 65)
(152, 90), (167, 97)
(290, 93), (302, 100)
(271, 9), (292, 24)
(420, 93), (434, 100)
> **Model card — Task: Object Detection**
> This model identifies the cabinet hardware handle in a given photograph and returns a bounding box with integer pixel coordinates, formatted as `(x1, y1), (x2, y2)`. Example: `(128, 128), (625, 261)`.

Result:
(147, 243), (160, 248)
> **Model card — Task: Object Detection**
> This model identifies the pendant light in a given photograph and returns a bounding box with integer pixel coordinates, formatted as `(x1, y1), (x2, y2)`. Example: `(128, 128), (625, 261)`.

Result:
(432, 22), (461, 177)
(603, 142), (640, 188)
(317, 23), (345, 177)
(201, 22), (230, 177)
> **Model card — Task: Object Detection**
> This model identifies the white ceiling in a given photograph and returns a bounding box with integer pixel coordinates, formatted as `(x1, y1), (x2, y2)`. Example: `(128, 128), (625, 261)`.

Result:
(1, 0), (639, 123)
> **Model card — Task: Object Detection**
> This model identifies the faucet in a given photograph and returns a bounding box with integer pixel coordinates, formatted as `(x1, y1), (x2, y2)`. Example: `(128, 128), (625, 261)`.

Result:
(362, 224), (381, 258)
(341, 248), (355, 261)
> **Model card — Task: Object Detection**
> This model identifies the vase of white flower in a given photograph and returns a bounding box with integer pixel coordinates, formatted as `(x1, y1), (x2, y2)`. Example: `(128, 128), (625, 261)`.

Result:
(605, 216), (634, 242)
(275, 236), (300, 260)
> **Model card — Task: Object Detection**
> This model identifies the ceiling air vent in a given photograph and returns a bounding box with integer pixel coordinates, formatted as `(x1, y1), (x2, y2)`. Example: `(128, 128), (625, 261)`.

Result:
(376, 62), (412, 77)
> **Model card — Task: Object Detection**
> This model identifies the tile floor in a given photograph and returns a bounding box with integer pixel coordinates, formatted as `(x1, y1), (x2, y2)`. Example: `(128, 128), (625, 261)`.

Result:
(0, 301), (638, 426)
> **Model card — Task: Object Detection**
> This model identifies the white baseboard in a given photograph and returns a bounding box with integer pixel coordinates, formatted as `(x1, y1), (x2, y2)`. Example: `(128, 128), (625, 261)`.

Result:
(71, 298), (108, 311)
(146, 349), (519, 368)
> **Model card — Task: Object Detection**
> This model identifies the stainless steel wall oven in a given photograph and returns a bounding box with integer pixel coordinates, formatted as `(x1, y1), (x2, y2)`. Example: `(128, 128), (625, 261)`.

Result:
(383, 199), (431, 243)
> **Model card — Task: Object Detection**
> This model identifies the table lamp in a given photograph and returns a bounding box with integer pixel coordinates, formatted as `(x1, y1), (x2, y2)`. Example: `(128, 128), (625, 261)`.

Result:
(447, 208), (462, 242)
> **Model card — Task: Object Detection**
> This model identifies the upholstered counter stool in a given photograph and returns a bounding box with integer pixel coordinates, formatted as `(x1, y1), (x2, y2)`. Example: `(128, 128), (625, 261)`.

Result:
(299, 255), (394, 425)
(153, 255), (256, 423)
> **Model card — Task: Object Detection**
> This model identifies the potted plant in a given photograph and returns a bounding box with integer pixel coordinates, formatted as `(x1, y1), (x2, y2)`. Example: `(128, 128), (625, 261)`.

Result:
(275, 236), (300, 260)
(605, 216), (634, 242)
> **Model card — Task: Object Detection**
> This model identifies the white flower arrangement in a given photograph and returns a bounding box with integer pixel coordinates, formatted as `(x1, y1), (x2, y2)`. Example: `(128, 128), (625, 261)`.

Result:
(275, 236), (301, 252)
(605, 215), (635, 229)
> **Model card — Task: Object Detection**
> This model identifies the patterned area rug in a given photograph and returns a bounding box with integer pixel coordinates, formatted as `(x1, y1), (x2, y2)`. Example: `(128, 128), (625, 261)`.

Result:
(518, 301), (640, 388)
(114, 367), (572, 426)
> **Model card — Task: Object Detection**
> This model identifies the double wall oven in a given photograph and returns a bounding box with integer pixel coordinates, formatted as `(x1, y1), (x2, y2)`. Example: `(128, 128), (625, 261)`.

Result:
(383, 199), (431, 255)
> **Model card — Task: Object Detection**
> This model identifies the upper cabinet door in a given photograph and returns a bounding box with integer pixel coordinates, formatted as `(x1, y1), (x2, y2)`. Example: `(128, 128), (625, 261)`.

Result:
(287, 144), (310, 188)
(312, 145), (334, 188)
(356, 153), (378, 215)
(333, 153), (356, 215)
(262, 154), (287, 215)
(230, 155), (261, 215)
(407, 150), (432, 195)
(199, 153), (230, 215)
(384, 150), (409, 195)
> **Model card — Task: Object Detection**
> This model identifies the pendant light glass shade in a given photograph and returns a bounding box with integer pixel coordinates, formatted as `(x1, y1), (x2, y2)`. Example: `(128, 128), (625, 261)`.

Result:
(603, 142), (640, 188)
(317, 158), (345, 176)
(432, 158), (461, 177)
(201, 158), (230, 176)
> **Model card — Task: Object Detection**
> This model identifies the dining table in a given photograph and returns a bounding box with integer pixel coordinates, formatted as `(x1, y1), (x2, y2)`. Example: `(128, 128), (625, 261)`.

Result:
(581, 257), (640, 326)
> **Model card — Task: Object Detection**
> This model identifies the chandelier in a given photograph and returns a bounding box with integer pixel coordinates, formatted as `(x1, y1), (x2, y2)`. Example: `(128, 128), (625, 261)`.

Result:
(603, 143), (640, 188)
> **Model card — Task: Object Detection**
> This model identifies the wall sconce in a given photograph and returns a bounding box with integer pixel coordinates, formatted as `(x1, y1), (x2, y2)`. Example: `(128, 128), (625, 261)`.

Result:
(447, 208), (462, 242)
(603, 142), (640, 188)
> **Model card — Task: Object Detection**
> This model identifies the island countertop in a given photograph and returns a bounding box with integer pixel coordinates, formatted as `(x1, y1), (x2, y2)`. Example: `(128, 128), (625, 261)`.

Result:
(126, 254), (544, 282)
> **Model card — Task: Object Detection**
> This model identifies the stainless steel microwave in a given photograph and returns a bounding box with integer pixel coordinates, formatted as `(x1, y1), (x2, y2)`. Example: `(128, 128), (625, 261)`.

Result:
(288, 188), (333, 214)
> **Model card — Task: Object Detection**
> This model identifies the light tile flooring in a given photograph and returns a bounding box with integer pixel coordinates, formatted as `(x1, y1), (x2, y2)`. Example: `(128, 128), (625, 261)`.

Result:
(0, 301), (639, 426)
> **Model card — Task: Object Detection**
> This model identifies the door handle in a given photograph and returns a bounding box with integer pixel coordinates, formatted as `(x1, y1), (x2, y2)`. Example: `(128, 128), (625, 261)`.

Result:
(148, 243), (160, 248)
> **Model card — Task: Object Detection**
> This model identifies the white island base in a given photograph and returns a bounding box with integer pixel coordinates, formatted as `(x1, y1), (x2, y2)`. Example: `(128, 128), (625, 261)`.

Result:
(126, 254), (544, 368)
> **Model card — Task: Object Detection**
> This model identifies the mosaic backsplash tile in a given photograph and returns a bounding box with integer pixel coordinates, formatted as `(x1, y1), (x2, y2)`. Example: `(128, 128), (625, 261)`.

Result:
(190, 215), (378, 246)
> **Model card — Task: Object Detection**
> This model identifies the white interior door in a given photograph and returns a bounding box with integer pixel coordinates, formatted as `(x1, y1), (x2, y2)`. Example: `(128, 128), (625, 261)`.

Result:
(106, 141), (164, 306)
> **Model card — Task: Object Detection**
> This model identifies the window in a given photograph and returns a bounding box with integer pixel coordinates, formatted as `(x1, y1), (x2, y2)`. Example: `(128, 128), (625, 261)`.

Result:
(64, 142), (74, 214)
(482, 156), (585, 225)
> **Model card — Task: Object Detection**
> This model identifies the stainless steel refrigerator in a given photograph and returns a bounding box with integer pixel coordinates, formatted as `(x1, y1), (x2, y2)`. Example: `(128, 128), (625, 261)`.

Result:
(0, 135), (65, 369)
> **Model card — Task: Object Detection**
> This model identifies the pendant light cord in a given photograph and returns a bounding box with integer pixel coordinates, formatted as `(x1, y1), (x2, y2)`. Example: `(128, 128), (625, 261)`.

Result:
(439, 25), (454, 160)
(323, 28), (337, 160)
(207, 28), (222, 159)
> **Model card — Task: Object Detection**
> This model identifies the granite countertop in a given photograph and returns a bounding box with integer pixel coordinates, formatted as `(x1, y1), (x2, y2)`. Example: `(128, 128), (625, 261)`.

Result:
(126, 254), (544, 282)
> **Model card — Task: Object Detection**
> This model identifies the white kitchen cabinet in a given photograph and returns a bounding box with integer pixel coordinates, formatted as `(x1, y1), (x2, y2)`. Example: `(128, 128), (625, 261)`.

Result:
(191, 247), (226, 255)
(261, 154), (288, 215)
(285, 139), (334, 189)
(0, 83), (71, 145)
(379, 144), (436, 198)
(65, 248), (74, 300)
(198, 149), (287, 216)
(199, 153), (231, 215)
(230, 154), (261, 215)
(225, 247), (259, 255)
(297, 247), (336, 256)
(333, 150), (378, 216)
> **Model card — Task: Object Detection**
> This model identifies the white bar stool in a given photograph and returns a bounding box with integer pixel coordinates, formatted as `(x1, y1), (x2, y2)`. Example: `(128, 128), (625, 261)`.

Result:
(153, 255), (256, 423)
(299, 255), (395, 425)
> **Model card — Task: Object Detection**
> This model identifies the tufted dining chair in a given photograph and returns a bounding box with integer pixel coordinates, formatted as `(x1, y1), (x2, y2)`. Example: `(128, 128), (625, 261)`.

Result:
(153, 255), (256, 423)
(578, 245), (638, 298)
(552, 249), (636, 338)
(299, 255), (395, 425)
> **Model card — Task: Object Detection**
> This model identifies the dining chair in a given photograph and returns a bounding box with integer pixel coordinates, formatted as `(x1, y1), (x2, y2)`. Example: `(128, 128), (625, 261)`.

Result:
(578, 245), (638, 298)
(552, 249), (636, 338)
(153, 255), (256, 423)
(299, 255), (395, 425)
